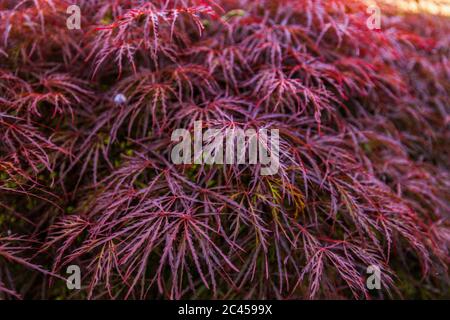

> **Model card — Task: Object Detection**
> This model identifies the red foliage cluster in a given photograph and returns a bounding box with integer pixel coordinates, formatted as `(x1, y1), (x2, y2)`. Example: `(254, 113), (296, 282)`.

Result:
(0, 0), (449, 299)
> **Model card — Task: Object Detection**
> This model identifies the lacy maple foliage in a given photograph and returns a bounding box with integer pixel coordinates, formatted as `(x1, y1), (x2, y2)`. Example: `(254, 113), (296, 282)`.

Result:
(0, 0), (449, 299)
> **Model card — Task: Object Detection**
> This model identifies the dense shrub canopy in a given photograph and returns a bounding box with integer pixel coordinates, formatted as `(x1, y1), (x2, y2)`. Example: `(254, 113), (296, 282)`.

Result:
(0, 0), (449, 299)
